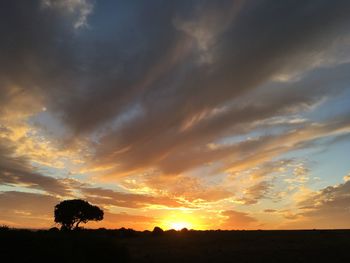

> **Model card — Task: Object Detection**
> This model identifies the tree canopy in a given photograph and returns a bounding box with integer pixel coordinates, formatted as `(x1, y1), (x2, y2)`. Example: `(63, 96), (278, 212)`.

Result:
(54, 199), (103, 230)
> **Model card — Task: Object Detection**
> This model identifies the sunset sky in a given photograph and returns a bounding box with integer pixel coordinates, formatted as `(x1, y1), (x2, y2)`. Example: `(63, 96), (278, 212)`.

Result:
(1, 0), (350, 230)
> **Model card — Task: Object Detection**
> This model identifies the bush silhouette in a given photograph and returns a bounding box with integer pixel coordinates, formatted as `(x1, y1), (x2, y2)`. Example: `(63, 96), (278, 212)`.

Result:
(152, 226), (164, 236)
(180, 227), (189, 233)
(54, 199), (103, 230)
(49, 227), (59, 232)
(0, 229), (129, 263)
(0, 225), (10, 231)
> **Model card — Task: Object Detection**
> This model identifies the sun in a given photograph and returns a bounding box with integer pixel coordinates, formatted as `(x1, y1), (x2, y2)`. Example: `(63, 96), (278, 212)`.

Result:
(160, 211), (205, 230)
(169, 221), (192, 231)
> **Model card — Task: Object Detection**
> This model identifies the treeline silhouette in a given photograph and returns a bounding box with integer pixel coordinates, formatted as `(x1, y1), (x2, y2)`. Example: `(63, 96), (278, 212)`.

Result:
(0, 226), (129, 263)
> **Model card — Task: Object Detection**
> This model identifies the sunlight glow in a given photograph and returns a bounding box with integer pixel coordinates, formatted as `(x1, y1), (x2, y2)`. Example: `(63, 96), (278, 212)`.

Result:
(169, 221), (192, 231)
(160, 212), (203, 230)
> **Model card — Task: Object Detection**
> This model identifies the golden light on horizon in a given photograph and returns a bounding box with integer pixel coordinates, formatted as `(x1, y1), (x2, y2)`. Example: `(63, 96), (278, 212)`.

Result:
(160, 211), (204, 230)
(169, 221), (192, 231)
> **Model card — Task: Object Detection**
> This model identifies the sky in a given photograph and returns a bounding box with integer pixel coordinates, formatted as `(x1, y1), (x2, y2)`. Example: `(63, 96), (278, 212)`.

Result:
(1, 0), (350, 230)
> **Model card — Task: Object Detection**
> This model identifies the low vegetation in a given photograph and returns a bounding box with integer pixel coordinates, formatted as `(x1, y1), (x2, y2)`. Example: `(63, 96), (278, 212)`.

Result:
(1, 227), (350, 263)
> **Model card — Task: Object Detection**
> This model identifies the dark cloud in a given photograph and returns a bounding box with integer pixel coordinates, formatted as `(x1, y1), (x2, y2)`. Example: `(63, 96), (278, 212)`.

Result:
(0, 1), (76, 102)
(238, 181), (272, 205)
(1, 0), (350, 177)
(0, 139), (70, 196)
(90, 28), (350, 176)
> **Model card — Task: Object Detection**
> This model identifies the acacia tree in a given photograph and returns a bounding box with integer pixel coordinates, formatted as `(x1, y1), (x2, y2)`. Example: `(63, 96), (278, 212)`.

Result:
(54, 199), (104, 230)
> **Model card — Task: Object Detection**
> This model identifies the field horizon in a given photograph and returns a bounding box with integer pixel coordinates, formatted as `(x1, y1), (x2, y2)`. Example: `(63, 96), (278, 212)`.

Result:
(1, 227), (350, 262)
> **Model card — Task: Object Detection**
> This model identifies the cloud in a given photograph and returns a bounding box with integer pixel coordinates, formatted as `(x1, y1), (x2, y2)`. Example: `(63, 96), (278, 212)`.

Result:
(0, 139), (70, 196)
(237, 181), (272, 205)
(344, 174), (350, 182)
(120, 174), (232, 204)
(220, 111), (350, 176)
(296, 181), (350, 228)
(90, 62), (350, 177)
(81, 187), (186, 209)
(279, 180), (350, 229)
(41, 0), (94, 28)
(2, 1), (350, 178)
(245, 159), (293, 180)
(220, 210), (258, 229)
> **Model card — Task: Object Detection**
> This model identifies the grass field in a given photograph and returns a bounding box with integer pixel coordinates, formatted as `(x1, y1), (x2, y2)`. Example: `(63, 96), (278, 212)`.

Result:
(1, 228), (350, 262)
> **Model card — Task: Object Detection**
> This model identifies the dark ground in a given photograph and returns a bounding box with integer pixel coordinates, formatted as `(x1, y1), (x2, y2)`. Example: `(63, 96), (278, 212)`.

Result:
(1, 227), (350, 263)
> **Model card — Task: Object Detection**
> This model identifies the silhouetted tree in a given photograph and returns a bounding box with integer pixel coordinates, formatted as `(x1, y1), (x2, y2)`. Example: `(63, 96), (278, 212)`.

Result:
(54, 199), (103, 230)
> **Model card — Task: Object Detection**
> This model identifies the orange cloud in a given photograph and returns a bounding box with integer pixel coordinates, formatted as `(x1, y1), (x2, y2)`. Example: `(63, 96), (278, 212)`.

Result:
(220, 210), (258, 230)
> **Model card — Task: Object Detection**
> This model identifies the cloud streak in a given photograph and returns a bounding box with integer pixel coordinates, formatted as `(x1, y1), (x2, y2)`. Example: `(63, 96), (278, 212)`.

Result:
(0, 139), (70, 196)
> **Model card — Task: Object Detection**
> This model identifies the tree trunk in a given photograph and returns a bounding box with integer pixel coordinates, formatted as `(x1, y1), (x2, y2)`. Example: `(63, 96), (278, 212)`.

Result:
(75, 219), (82, 229)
